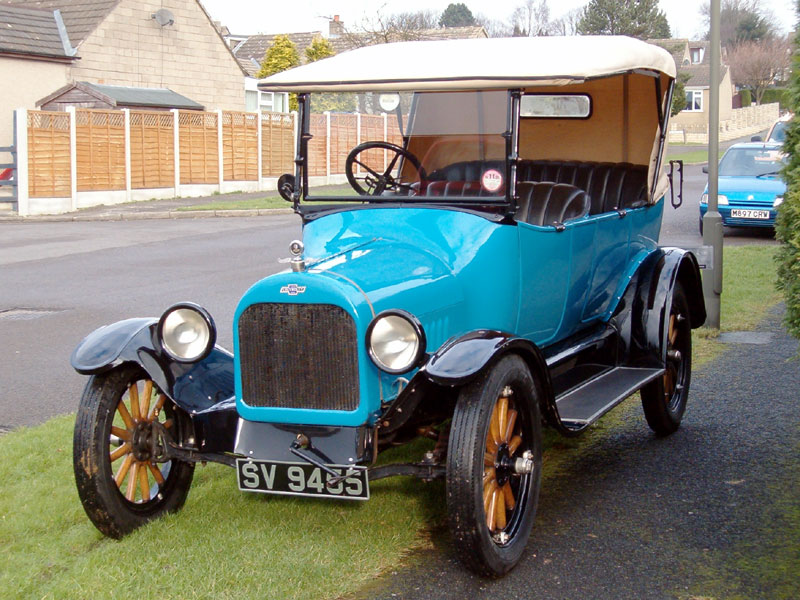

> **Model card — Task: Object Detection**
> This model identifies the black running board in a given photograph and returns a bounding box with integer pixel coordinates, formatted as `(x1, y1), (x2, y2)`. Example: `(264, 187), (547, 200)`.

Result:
(556, 367), (663, 431)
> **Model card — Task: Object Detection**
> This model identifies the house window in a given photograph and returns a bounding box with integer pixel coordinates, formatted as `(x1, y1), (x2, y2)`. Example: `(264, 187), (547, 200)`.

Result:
(685, 90), (703, 112)
(690, 47), (704, 64)
(245, 90), (258, 112)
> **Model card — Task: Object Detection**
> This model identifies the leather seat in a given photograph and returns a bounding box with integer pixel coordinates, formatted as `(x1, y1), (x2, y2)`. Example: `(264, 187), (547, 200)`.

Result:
(515, 182), (590, 227)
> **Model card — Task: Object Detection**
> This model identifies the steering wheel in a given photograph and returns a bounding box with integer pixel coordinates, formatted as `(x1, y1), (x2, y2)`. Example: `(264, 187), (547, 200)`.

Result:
(345, 141), (425, 196)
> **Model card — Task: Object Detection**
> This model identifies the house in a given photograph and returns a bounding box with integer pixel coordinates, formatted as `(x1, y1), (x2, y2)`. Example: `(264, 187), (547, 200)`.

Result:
(0, 0), (248, 147)
(649, 38), (734, 132)
(229, 16), (488, 114)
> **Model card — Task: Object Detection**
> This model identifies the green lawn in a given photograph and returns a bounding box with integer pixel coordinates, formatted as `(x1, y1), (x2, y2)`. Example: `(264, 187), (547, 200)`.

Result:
(177, 184), (355, 211)
(667, 149), (709, 165)
(0, 246), (782, 600)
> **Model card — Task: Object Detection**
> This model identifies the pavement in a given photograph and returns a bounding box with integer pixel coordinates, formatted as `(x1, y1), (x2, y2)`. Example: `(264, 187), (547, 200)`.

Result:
(0, 130), (769, 223)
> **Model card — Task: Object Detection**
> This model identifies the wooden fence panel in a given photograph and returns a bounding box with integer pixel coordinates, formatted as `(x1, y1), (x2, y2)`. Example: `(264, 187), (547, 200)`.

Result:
(75, 109), (125, 192)
(222, 111), (258, 181)
(27, 111), (71, 198)
(130, 111), (174, 189)
(308, 114), (328, 177)
(329, 114), (358, 175)
(179, 111), (218, 185)
(360, 114), (386, 174)
(261, 111), (294, 177)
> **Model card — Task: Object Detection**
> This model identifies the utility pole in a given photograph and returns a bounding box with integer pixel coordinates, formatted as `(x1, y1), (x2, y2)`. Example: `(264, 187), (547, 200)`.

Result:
(702, 0), (723, 328)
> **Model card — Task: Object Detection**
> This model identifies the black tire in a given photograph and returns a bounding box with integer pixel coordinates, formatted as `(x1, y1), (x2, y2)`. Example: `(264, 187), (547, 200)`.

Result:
(641, 284), (692, 436)
(73, 364), (195, 538)
(699, 216), (703, 236)
(446, 354), (542, 577)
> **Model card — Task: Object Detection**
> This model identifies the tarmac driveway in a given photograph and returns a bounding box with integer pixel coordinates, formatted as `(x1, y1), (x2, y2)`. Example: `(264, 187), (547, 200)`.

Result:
(351, 306), (799, 600)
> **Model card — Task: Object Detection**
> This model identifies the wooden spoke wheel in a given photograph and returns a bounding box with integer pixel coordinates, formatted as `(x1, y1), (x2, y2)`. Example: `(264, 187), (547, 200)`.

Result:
(73, 365), (194, 538)
(446, 355), (542, 577)
(641, 283), (692, 436)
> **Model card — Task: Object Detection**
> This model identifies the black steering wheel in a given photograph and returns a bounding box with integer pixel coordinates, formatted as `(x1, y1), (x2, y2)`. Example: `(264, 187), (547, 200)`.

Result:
(345, 141), (425, 196)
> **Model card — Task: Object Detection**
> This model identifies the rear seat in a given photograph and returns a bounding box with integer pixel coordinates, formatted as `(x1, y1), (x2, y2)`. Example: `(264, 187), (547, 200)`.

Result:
(515, 182), (590, 227)
(421, 159), (648, 213)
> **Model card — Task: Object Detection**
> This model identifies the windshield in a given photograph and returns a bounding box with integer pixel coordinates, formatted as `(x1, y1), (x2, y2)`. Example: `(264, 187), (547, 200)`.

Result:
(303, 90), (509, 202)
(718, 147), (786, 177)
(768, 120), (787, 142)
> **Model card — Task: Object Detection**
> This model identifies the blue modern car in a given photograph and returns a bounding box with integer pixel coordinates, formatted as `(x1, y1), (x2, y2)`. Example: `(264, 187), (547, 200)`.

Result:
(700, 142), (786, 233)
(70, 37), (705, 577)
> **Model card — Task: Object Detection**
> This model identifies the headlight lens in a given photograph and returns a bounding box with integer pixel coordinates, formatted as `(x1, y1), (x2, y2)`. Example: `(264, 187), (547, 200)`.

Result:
(701, 194), (728, 205)
(157, 303), (216, 363)
(367, 310), (425, 374)
(774, 196), (783, 208)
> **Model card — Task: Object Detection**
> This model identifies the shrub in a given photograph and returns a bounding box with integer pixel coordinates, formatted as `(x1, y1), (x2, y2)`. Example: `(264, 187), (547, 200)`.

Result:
(775, 12), (800, 340)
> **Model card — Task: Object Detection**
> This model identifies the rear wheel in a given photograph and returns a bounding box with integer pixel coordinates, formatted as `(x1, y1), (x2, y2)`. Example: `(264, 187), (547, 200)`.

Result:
(446, 355), (542, 576)
(73, 365), (195, 538)
(641, 284), (692, 436)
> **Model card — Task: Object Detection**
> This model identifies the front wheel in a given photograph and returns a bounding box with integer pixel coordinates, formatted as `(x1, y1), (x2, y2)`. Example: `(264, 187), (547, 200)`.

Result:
(641, 284), (692, 436)
(446, 355), (542, 576)
(73, 365), (195, 538)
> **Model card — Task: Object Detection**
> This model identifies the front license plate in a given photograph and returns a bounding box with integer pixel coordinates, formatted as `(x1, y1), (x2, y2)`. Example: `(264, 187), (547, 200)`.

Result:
(236, 459), (369, 500)
(731, 209), (770, 219)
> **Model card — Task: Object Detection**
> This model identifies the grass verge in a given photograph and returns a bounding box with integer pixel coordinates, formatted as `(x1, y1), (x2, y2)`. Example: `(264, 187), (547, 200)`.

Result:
(176, 185), (355, 211)
(0, 246), (781, 600)
(667, 149), (709, 165)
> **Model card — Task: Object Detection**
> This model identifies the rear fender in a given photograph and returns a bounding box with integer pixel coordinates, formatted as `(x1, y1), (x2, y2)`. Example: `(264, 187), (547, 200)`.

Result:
(71, 319), (236, 452)
(615, 248), (706, 368)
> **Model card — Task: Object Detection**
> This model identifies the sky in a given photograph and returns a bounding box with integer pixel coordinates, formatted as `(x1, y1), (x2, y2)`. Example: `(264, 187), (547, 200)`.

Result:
(200, 0), (797, 39)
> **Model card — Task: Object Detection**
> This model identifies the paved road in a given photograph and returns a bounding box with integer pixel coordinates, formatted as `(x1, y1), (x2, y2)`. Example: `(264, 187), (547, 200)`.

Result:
(349, 306), (799, 600)
(0, 216), (301, 428)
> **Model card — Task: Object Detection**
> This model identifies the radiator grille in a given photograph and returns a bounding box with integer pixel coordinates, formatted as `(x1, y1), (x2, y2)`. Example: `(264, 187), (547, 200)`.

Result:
(238, 303), (359, 411)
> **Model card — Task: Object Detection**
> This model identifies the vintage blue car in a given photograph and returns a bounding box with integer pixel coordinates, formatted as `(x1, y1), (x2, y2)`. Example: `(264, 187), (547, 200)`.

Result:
(700, 141), (786, 233)
(71, 36), (705, 576)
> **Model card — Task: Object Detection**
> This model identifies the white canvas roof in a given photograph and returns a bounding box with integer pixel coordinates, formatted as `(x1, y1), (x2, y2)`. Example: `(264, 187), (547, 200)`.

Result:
(258, 36), (676, 92)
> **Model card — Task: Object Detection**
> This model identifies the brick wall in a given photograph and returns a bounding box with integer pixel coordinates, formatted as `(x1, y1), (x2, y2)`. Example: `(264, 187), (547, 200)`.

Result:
(68, 0), (245, 112)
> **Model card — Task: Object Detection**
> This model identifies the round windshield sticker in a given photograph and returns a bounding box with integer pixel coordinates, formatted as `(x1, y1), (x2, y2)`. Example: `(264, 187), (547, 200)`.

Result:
(481, 169), (503, 193)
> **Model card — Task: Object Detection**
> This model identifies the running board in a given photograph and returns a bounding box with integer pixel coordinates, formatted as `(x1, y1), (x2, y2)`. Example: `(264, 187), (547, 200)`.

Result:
(556, 367), (663, 430)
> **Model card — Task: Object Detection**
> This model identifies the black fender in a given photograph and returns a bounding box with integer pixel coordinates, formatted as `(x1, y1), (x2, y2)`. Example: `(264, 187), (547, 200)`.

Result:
(71, 318), (237, 453)
(418, 330), (578, 435)
(614, 247), (706, 369)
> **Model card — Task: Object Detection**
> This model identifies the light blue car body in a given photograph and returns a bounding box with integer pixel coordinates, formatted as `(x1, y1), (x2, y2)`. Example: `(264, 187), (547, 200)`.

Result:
(233, 200), (664, 427)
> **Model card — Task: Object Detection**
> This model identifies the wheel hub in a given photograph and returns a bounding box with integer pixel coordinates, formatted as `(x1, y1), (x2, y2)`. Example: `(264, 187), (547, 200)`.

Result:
(130, 422), (154, 462)
(495, 445), (513, 486)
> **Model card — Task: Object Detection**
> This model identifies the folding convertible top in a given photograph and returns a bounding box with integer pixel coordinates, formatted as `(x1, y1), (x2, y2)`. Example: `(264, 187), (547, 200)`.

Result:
(258, 36), (677, 93)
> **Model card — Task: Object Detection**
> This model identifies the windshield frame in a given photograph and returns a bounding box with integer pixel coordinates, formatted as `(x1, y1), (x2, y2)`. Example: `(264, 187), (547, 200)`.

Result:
(294, 90), (519, 217)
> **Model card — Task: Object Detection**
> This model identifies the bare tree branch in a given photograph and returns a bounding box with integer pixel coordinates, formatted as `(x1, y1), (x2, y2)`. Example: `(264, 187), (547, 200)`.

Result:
(728, 37), (791, 104)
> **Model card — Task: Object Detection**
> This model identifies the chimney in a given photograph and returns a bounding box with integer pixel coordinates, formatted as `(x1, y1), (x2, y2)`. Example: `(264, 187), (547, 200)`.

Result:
(329, 15), (344, 38)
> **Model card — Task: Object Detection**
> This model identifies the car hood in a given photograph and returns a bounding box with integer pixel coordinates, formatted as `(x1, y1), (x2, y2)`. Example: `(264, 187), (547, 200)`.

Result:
(706, 175), (785, 204)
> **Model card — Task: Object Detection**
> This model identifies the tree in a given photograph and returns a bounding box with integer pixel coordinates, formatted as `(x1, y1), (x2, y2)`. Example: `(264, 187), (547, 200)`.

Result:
(305, 36), (335, 63)
(304, 37), (356, 113)
(701, 0), (775, 47)
(774, 6), (800, 341)
(342, 10), (439, 47)
(474, 13), (514, 37)
(551, 7), (584, 36)
(257, 34), (300, 111)
(727, 37), (791, 104)
(511, 0), (552, 36)
(439, 3), (477, 27)
(671, 73), (692, 116)
(577, 0), (671, 39)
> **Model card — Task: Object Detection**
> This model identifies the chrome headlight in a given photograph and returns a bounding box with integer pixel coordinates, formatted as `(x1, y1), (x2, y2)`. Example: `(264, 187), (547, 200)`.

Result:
(700, 194), (728, 205)
(366, 310), (426, 374)
(157, 303), (216, 363)
(774, 196), (784, 208)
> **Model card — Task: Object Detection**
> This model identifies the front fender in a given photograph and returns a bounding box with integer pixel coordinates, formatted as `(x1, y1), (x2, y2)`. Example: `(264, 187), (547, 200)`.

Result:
(71, 318), (235, 414)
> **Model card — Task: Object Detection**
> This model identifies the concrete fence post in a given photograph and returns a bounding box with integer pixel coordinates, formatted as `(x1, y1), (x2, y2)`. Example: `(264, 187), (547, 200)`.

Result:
(256, 111), (263, 191)
(172, 109), (180, 197)
(66, 106), (77, 211)
(217, 109), (224, 191)
(325, 111), (331, 183)
(14, 108), (29, 217)
(356, 113), (361, 176)
(383, 112), (388, 172)
(123, 108), (131, 202)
